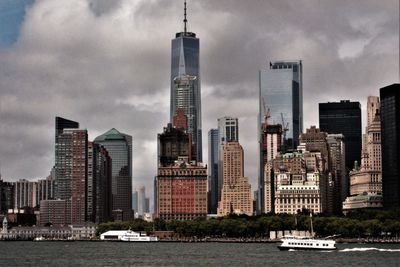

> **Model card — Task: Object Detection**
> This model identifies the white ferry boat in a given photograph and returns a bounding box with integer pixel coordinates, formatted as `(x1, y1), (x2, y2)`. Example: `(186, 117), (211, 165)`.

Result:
(120, 230), (158, 242)
(277, 214), (336, 250)
(100, 229), (158, 242)
(278, 235), (336, 251)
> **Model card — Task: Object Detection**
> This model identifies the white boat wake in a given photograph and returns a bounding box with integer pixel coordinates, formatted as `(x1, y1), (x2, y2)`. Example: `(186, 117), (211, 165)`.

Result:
(339, 248), (400, 252)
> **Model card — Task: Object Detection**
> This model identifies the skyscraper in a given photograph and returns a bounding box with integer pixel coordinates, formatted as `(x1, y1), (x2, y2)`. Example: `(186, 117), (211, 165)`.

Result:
(217, 142), (253, 216)
(170, 1), (202, 162)
(319, 100), (362, 172)
(94, 128), (132, 221)
(259, 60), (303, 150)
(208, 129), (219, 214)
(54, 129), (88, 224)
(259, 60), (303, 213)
(217, 117), (239, 202)
(343, 96), (382, 212)
(380, 84), (400, 208)
(87, 142), (112, 223)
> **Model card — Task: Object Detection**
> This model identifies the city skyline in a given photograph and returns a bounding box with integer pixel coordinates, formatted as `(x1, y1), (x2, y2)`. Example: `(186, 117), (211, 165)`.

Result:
(0, 0), (398, 201)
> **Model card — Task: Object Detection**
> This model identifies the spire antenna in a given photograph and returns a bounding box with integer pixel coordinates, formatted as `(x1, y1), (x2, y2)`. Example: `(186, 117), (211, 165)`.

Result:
(183, 0), (187, 33)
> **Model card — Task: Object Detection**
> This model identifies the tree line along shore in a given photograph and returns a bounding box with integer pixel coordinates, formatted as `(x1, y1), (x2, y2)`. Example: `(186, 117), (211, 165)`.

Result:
(97, 209), (400, 240)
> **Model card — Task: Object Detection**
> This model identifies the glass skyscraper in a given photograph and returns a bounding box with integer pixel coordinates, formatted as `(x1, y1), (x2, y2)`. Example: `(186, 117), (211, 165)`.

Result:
(208, 129), (219, 214)
(259, 61), (303, 149)
(258, 60), (303, 213)
(94, 128), (132, 221)
(170, 1), (202, 162)
(319, 100), (362, 171)
(380, 84), (400, 208)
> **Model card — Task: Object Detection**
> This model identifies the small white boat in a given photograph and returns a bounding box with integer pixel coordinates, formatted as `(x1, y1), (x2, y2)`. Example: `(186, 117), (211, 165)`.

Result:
(278, 235), (336, 250)
(120, 230), (158, 242)
(278, 214), (336, 250)
(33, 236), (45, 241)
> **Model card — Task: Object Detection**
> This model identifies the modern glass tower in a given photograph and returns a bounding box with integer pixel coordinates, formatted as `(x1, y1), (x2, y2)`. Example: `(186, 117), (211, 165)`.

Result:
(319, 100), (362, 172)
(380, 84), (400, 208)
(208, 129), (219, 214)
(258, 60), (303, 213)
(170, 1), (202, 162)
(94, 128), (132, 221)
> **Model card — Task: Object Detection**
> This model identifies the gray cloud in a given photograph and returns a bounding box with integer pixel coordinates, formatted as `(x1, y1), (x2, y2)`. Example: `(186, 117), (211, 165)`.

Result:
(0, 0), (398, 203)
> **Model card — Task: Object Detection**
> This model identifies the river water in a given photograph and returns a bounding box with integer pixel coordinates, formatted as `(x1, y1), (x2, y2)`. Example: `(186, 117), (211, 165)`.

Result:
(1, 242), (400, 266)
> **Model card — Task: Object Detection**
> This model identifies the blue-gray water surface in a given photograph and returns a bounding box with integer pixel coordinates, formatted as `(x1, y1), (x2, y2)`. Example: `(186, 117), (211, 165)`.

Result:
(1, 242), (400, 266)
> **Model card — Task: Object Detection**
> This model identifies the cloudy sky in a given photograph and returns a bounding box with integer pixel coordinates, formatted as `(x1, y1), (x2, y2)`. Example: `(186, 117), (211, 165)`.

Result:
(0, 0), (398, 200)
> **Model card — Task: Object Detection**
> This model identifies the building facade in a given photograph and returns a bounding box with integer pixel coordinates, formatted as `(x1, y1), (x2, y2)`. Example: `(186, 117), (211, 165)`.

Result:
(0, 180), (14, 214)
(326, 134), (346, 213)
(170, 1), (202, 162)
(57, 129), (88, 224)
(208, 129), (219, 214)
(94, 128), (132, 221)
(217, 142), (253, 216)
(380, 84), (400, 208)
(155, 159), (208, 220)
(259, 60), (303, 213)
(319, 100), (362, 172)
(13, 179), (37, 209)
(217, 117), (239, 203)
(87, 142), (112, 223)
(265, 150), (324, 215)
(158, 123), (191, 167)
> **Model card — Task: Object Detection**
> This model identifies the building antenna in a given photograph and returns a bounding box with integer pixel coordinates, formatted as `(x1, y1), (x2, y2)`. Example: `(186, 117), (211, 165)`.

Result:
(184, 0), (188, 33)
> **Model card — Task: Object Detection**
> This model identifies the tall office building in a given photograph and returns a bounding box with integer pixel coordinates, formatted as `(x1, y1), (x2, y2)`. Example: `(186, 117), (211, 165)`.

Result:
(94, 128), (132, 221)
(170, 1), (202, 162)
(217, 142), (253, 216)
(54, 117), (79, 197)
(259, 60), (303, 213)
(380, 84), (400, 208)
(343, 96), (382, 212)
(217, 117), (239, 202)
(319, 100), (362, 171)
(56, 129), (88, 224)
(326, 134), (346, 213)
(259, 108), (283, 213)
(208, 129), (219, 214)
(87, 142), (112, 223)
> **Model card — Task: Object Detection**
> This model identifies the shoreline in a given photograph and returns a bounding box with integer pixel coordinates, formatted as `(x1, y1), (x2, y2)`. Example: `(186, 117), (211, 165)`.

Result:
(2, 238), (400, 244)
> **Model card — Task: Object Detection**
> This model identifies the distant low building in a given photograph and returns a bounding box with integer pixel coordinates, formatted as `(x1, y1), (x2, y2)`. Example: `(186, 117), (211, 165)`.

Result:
(342, 192), (383, 213)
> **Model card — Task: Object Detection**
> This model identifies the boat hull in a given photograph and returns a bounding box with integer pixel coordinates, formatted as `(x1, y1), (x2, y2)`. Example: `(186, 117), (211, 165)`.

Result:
(278, 245), (336, 251)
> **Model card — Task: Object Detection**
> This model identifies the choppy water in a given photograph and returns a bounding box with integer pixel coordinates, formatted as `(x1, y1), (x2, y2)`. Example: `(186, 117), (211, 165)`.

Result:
(1, 242), (400, 266)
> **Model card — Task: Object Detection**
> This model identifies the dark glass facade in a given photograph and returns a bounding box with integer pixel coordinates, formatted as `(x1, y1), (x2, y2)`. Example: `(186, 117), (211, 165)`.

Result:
(380, 84), (400, 208)
(208, 129), (219, 214)
(158, 123), (191, 167)
(170, 31), (202, 162)
(0, 180), (14, 214)
(87, 142), (112, 223)
(55, 117), (79, 142)
(319, 100), (362, 172)
(94, 128), (132, 221)
(258, 60), (303, 213)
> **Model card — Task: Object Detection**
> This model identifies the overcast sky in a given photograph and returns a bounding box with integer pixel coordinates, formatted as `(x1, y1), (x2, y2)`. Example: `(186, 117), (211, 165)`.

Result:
(0, 0), (398, 200)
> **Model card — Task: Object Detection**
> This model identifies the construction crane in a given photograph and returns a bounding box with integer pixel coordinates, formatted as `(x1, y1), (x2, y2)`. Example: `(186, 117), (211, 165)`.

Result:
(281, 113), (289, 151)
(262, 97), (270, 130)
